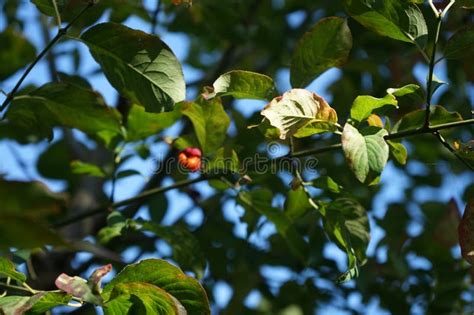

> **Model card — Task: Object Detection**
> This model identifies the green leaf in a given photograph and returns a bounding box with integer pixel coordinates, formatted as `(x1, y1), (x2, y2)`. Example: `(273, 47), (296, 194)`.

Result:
(261, 89), (338, 140)
(386, 84), (424, 101)
(444, 26), (474, 59)
(134, 220), (207, 279)
(322, 198), (370, 282)
(102, 259), (210, 315)
(350, 93), (398, 122)
(387, 140), (408, 165)
(181, 99), (230, 154)
(310, 176), (343, 193)
(207, 70), (278, 100)
(28, 292), (72, 313)
(126, 105), (182, 141)
(105, 282), (186, 315)
(0, 179), (66, 217)
(0, 214), (64, 249)
(238, 189), (309, 262)
(393, 106), (463, 132)
(284, 187), (313, 221)
(344, 0), (428, 45)
(459, 200), (474, 264)
(0, 28), (36, 80)
(7, 82), (122, 146)
(0, 291), (70, 314)
(0, 257), (27, 283)
(341, 124), (389, 183)
(290, 17), (352, 88)
(80, 22), (185, 113)
(202, 147), (240, 174)
(71, 160), (107, 178)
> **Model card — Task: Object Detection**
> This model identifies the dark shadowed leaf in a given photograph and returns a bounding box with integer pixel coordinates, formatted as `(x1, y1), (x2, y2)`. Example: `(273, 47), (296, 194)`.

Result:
(80, 23), (185, 113)
(7, 82), (122, 146)
(393, 106), (463, 132)
(0, 179), (66, 217)
(290, 17), (352, 88)
(126, 104), (182, 141)
(459, 200), (474, 264)
(322, 198), (370, 282)
(238, 189), (309, 263)
(0, 28), (36, 80)
(102, 259), (210, 315)
(444, 26), (474, 60)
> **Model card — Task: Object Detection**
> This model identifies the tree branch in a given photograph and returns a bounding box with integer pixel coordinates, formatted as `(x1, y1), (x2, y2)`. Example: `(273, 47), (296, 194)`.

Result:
(53, 174), (218, 228)
(0, 1), (94, 115)
(52, 118), (473, 228)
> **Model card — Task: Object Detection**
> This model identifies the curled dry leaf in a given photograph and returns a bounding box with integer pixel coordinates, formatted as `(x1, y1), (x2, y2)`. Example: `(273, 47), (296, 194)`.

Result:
(260, 89), (337, 140)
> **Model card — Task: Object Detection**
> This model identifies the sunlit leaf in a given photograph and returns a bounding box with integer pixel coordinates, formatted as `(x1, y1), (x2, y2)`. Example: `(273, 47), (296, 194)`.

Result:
(341, 124), (389, 183)
(387, 140), (408, 165)
(105, 282), (187, 315)
(350, 93), (398, 122)
(102, 259), (210, 314)
(0, 257), (26, 283)
(261, 89), (337, 140)
(206, 70), (278, 100)
(70, 160), (107, 178)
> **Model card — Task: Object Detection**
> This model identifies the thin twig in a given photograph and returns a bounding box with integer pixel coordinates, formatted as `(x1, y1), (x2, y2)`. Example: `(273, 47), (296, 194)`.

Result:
(424, 14), (443, 128)
(150, 0), (162, 34)
(433, 131), (473, 170)
(0, 1), (94, 115)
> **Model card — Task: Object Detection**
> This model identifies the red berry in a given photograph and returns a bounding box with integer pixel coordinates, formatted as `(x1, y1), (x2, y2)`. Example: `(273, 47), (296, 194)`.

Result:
(178, 147), (202, 172)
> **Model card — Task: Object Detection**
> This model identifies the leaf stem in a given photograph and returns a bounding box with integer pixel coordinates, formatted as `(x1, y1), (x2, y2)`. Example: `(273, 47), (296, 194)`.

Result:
(433, 131), (473, 170)
(0, 1), (94, 115)
(424, 14), (443, 129)
(51, 0), (62, 27)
